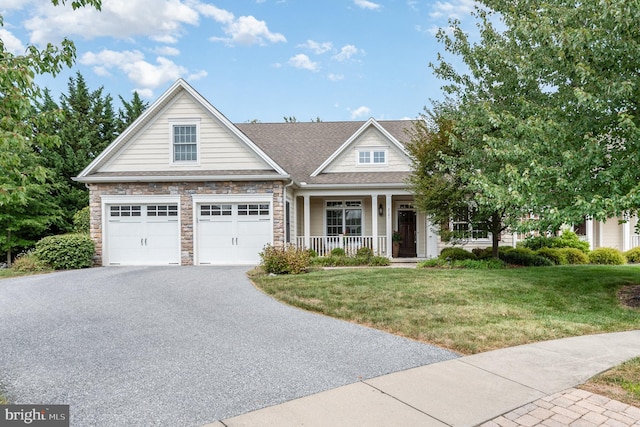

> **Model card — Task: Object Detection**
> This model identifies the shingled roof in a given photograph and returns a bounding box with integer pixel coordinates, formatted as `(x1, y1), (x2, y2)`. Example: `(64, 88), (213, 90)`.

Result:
(235, 120), (414, 185)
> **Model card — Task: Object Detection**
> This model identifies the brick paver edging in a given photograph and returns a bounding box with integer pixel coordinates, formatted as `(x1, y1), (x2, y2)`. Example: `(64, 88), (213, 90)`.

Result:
(481, 388), (640, 427)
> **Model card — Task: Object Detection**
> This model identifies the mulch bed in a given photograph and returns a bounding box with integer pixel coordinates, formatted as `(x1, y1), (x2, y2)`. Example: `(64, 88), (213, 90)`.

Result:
(618, 285), (640, 309)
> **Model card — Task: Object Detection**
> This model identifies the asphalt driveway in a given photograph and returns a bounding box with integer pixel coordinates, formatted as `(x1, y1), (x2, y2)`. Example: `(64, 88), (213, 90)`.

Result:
(0, 267), (458, 426)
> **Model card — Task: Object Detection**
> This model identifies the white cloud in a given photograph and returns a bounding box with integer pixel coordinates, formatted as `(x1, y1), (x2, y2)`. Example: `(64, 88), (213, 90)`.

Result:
(351, 106), (371, 119)
(298, 40), (333, 54)
(80, 49), (204, 97)
(134, 88), (154, 98)
(354, 0), (381, 10)
(327, 73), (344, 81)
(154, 46), (181, 56)
(192, 2), (234, 24)
(210, 14), (286, 46)
(0, 28), (25, 54)
(429, 0), (477, 20)
(288, 54), (319, 71)
(332, 45), (362, 62)
(23, 0), (199, 45)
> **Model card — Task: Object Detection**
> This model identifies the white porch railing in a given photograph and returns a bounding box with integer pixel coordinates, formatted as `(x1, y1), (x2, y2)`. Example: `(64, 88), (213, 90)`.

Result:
(631, 235), (640, 249)
(295, 235), (388, 257)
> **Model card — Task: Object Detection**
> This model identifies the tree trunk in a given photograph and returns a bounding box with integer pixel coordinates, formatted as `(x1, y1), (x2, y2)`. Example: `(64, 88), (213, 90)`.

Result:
(490, 212), (502, 259)
(6, 230), (11, 268)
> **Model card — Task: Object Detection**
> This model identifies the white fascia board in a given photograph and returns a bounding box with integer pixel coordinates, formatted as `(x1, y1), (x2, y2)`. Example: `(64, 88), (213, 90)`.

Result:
(77, 79), (187, 179)
(73, 174), (291, 184)
(77, 79), (289, 179)
(310, 118), (410, 177)
(295, 186), (412, 197)
(179, 81), (289, 177)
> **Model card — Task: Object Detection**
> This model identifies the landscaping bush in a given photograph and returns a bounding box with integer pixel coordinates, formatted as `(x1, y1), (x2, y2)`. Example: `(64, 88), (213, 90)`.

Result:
(625, 247), (640, 264)
(368, 256), (391, 266)
(536, 247), (568, 265)
(11, 251), (50, 272)
(356, 246), (374, 260)
(588, 247), (627, 265)
(499, 247), (554, 267)
(260, 244), (311, 274)
(561, 248), (590, 265)
(522, 231), (589, 253)
(439, 247), (477, 261)
(73, 206), (90, 234)
(330, 247), (346, 257)
(34, 234), (95, 270)
(418, 258), (447, 268)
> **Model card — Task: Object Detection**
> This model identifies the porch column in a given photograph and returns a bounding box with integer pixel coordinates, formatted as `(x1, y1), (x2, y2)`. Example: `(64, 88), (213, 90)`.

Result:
(304, 195), (311, 249)
(623, 214), (630, 251)
(371, 194), (379, 254)
(586, 218), (594, 250)
(386, 194), (393, 257)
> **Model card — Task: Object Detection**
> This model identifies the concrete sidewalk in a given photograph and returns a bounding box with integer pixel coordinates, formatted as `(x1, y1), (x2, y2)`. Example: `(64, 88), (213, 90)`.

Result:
(205, 330), (640, 427)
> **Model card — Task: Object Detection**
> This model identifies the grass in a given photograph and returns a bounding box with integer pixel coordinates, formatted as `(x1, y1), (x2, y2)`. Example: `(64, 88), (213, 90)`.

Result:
(251, 265), (640, 355)
(581, 357), (640, 407)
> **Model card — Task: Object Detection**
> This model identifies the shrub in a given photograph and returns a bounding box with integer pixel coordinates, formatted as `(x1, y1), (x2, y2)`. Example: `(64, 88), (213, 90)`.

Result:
(73, 206), (91, 234)
(418, 258), (447, 268)
(307, 249), (318, 258)
(368, 256), (391, 266)
(330, 247), (346, 257)
(561, 248), (589, 265)
(536, 247), (567, 265)
(588, 247), (627, 265)
(522, 231), (589, 253)
(555, 231), (590, 252)
(259, 244), (311, 274)
(11, 251), (50, 272)
(356, 246), (374, 260)
(439, 247), (477, 261)
(34, 234), (95, 270)
(625, 247), (640, 264)
(499, 247), (553, 267)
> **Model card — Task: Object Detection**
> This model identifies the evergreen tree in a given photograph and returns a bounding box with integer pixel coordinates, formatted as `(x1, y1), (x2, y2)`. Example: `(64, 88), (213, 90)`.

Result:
(117, 91), (148, 133)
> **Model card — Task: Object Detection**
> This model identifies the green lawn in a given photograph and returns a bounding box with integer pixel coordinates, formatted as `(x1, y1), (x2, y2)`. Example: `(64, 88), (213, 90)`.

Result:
(251, 265), (640, 354)
(581, 357), (640, 408)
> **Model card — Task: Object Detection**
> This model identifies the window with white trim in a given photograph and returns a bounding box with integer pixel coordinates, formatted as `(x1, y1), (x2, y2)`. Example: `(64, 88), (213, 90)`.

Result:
(110, 205), (141, 217)
(326, 200), (362, 236)
(357, 149), (387, 165)
(451, 207), (489, 240)
(147, 205), (178, 217)
(201, 204), (232, 216)
(237, 204), (270, 216)
(173, 124), (198, 162)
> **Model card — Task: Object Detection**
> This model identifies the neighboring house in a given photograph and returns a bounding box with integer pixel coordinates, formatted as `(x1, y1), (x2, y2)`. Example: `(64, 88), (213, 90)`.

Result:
(75, 79), (640, 266)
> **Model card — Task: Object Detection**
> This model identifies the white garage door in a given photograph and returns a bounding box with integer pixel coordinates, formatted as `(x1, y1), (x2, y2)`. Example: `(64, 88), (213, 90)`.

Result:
(106, 204), (180, 265)
(197, 202), (272, 265)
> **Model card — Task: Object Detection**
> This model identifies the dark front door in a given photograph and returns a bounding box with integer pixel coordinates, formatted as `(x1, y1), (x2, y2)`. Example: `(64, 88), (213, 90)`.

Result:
(398, 210), (417, 257)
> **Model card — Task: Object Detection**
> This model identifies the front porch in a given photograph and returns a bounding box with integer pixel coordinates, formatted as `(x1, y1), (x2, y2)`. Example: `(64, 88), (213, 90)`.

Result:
(290, 191), (439, 259)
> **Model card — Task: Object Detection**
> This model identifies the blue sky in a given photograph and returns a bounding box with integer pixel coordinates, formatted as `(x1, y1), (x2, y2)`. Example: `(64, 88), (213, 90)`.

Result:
(0, 0), (477, 123)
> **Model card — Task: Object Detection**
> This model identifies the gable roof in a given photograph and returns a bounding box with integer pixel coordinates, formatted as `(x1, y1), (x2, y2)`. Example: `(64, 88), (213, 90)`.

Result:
(235, 119), (414, 186)
(76, 79), (288, 183)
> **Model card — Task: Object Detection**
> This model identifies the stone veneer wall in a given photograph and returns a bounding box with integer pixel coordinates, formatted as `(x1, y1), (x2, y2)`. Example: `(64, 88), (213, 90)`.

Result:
(89, 181), (286, 265)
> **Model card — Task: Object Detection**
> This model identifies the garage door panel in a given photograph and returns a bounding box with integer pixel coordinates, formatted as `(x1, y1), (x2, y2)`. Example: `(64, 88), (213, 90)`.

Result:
(106, 204), (180, 266)
(198, 219), (234, 264)
(107, 220), (147, 265)
(196, 202), (272, 265)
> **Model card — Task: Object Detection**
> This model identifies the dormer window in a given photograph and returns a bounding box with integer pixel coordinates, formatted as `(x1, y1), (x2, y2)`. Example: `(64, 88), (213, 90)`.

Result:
(357, 149), (387, 165)
(171, 121), (199, 163)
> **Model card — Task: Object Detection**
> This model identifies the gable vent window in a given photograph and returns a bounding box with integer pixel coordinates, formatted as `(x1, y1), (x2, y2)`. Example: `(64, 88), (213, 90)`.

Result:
(173, 124), (198, 162)
(357, 149), (386, 165)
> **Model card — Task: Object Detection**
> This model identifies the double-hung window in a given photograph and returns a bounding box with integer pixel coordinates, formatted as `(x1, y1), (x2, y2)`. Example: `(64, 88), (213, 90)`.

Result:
(357, 149), (387, 165)
(172, 123), (198, 162)
(326, 200), (362, 236)
(452, 207), (489, 240)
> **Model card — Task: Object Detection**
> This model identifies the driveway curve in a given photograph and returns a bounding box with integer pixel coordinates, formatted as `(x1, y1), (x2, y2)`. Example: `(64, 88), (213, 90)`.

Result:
(0, 267), (458, 426)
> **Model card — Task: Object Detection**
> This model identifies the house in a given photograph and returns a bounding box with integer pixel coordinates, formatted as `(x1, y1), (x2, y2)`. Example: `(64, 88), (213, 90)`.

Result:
(75, 79), (640, 266)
